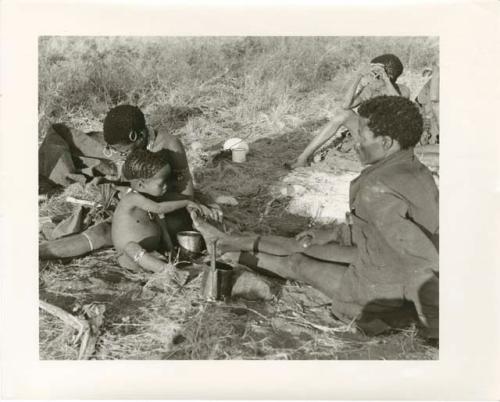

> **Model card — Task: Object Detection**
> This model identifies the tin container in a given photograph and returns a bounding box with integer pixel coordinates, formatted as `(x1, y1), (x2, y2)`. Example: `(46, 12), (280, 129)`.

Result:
(201, 261), (234, 301)
(231, 148), (247, 163)
(177, 231), (204, 255)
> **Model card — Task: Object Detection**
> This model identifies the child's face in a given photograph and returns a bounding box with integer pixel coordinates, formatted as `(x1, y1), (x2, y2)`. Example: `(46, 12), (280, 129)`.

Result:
(136, 165), (171, 197)
(354, 117), (388, 165)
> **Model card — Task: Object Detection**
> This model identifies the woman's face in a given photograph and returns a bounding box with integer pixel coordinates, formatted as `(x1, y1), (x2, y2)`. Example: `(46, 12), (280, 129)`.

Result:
(104, 128), (149, 158)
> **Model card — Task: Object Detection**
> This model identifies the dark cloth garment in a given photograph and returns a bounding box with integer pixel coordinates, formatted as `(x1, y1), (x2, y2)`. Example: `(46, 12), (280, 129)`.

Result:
(39, 123), (119, 188)
(330, 149), (439, 337)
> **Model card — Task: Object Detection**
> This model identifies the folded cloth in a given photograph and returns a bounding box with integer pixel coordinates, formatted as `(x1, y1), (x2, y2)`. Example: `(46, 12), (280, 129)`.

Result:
(50, 205), (87, 240)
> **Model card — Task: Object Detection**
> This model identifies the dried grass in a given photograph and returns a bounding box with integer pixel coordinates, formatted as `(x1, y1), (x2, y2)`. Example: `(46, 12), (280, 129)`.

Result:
(38, 37), (439, 360)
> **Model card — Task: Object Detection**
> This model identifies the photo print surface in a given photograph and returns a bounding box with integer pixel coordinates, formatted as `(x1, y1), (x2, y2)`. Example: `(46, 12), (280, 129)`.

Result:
(38, 36), (439, 360)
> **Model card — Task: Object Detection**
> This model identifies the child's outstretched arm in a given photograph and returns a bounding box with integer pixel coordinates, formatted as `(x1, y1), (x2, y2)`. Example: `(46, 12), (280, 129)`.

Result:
(127, 192), (193, 214)
(127, 192), (215, 220)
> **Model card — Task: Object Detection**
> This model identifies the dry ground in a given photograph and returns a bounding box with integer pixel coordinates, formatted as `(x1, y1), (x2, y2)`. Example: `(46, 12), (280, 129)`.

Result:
(39, 117), (438, 360)
(39, 37), (438, 360)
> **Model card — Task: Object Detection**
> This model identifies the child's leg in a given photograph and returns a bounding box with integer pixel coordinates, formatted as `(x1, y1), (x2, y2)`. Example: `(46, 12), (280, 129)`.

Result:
(292, 109), (357, 168)
(117, 253), (142, 272)
(39, 222), (112, 259)
(123, 242), (171, 273)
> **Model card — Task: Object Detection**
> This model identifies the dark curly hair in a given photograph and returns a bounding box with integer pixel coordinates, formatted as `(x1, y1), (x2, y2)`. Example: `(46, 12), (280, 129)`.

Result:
(103, 105), (146, 145)
(122, 149), (170, 180)
(357, 96), (423, 149)
(371, 54), (404, 82)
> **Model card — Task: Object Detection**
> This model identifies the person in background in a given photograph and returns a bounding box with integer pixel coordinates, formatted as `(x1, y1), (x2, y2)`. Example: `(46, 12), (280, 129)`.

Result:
(290, 54), (410, 169)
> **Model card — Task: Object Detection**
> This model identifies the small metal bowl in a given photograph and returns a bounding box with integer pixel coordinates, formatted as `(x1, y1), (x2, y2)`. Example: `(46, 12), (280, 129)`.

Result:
(177, 230), (204, 253)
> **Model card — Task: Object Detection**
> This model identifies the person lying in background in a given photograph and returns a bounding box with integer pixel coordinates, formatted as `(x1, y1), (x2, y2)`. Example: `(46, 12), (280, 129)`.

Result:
(39, 105), (221, 260)
(112, 149), (212, 272)
(195, 96), (439, 340)
(289, 53), (410, 169)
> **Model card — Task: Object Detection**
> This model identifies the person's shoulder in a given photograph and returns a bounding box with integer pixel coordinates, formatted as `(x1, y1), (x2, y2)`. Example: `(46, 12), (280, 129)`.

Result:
(378, 155), (435, 191)
(153, 130), (184, 150)
(119, 191), (145, 208)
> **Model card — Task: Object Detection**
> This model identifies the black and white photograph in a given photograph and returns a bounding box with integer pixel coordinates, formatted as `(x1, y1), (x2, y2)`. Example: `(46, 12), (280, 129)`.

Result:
(2, 0), (499, 399)
(38, 36), (440, 360)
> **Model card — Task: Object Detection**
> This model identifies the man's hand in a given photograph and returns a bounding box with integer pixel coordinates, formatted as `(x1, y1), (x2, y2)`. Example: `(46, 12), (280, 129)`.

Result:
(207, 203), (224, 223)
(356, 63), (373, 77)
(295, 228), (335, 248)
(371, 63), (390, 82)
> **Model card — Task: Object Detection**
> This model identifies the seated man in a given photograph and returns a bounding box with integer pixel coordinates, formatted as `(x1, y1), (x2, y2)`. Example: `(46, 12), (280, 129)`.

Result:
(194, 96), (439, 339)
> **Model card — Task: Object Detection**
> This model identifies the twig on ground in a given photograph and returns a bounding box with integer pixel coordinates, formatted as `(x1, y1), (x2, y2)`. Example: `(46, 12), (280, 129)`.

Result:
(39, 300), (105, 360)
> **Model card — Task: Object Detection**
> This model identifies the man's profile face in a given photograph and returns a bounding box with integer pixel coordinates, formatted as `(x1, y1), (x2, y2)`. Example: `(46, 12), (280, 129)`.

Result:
(355, 117), (387, 165)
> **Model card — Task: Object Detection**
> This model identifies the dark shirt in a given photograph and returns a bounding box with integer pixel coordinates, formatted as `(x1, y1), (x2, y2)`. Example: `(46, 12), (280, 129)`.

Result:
(348, 149), (439, 286)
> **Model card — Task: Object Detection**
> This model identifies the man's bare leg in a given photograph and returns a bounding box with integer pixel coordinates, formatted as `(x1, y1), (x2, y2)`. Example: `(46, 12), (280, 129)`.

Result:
(39, 222), (112, 259)
(235, 251), (348, 300)
(193, 218), (356, 264)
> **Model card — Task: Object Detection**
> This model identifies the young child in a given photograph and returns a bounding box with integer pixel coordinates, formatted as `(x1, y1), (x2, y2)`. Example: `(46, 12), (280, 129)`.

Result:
(290, 54), (410, 169)
(112, 148), (210, 272)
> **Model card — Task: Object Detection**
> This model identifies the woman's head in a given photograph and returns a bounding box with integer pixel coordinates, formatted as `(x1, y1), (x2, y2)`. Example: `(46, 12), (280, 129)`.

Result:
(370, 54), (404, 82)
(103, 105), (148, 155)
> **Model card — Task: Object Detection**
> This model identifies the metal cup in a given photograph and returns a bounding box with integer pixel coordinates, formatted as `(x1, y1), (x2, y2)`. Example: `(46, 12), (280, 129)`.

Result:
(177, 231), (204, 258)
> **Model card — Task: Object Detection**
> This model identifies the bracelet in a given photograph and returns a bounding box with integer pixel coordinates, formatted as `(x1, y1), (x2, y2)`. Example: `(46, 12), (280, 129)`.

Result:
(81, 232), (94, 252)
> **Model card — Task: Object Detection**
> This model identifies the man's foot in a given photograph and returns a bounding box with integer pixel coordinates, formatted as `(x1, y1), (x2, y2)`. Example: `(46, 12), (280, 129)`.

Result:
(287, 158), (308, 170)
(192, 216), (231, 253)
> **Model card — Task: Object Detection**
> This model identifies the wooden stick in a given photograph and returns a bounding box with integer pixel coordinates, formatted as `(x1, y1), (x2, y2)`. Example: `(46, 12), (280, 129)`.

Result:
(39, 300), (105, 360)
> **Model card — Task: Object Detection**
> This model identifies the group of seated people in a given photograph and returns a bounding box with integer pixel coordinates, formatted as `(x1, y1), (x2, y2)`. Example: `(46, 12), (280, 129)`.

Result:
(39, 54), (439, 341)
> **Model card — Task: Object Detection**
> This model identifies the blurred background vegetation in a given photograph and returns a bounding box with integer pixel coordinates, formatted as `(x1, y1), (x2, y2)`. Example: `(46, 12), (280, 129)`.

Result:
(39, 36), (438, 136)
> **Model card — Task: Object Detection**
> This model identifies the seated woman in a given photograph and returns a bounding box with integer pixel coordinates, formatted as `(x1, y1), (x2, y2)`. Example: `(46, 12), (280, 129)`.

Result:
(194, 96), (439, 340)
(39, 105), (220, 259)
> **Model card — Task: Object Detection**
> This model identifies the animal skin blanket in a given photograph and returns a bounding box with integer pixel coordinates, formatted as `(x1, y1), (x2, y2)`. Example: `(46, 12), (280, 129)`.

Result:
(39, 123), (119, 190)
